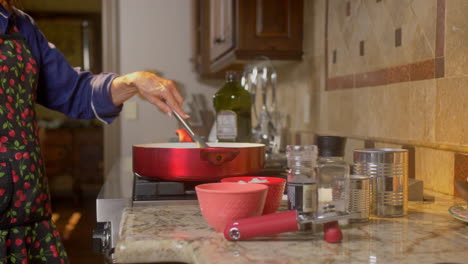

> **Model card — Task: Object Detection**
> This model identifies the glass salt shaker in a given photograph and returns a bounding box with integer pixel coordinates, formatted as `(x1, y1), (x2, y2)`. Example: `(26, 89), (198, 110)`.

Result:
(316, 136), (350, 217)
(286, 145), (318, 230)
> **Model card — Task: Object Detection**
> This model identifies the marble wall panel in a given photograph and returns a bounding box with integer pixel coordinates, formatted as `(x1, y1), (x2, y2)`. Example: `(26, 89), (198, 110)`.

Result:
(410, 0), (437, 54)
(435, 76), (468, 145)
(415, 147), (454, 195)
(445, 0), (468, 77)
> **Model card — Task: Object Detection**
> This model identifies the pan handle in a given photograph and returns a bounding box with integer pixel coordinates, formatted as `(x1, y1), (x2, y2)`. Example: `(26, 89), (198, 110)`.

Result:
(200, 148), (240, 166)
(224, 210), (299, 241)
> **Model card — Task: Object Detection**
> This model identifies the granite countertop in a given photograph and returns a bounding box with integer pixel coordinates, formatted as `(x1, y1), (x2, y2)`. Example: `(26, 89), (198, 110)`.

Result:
(115, 191), (468, 264)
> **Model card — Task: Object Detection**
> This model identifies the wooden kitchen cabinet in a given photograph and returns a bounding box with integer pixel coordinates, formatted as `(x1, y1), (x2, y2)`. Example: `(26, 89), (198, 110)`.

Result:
(197, 0), (303, 76)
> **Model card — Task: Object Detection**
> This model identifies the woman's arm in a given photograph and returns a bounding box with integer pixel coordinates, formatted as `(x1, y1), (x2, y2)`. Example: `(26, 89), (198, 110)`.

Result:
(17, 10), (188, 123)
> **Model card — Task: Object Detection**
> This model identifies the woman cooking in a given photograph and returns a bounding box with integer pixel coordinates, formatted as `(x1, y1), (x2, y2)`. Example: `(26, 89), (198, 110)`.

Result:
(0, 0), (188, 263)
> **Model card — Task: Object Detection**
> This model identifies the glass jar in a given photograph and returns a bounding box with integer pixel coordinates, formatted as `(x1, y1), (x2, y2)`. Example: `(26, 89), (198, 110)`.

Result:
(316, 136), (350, 216)
(286, 145), (318, 219)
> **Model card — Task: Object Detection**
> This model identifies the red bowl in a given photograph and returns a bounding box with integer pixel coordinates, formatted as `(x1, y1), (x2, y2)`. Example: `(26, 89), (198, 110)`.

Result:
(195, 183), (268, 232)
(221, 176), (286, 215)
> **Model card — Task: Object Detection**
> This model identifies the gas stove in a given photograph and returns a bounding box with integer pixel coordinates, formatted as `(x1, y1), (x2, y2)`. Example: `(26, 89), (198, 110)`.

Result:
(133, 173), (210, 202)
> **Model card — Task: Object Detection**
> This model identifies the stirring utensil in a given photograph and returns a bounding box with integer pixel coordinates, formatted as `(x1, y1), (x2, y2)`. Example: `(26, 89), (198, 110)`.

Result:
(164, 101), (209, 148)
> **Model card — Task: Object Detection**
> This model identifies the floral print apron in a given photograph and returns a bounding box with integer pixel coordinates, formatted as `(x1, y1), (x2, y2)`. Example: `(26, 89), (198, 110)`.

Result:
(0, 20), (68, 263)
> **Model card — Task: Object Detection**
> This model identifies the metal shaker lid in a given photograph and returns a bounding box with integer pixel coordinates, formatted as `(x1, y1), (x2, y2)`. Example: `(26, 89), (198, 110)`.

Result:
(316, 136), (346, 157)
(286, 145), (318, 168)
(353, 148), (408, 164)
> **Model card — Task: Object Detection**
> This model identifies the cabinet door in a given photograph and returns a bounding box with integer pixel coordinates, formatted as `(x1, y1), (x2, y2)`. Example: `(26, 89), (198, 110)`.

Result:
(209, 0), (235, 61)
(237, 0), (303, 59)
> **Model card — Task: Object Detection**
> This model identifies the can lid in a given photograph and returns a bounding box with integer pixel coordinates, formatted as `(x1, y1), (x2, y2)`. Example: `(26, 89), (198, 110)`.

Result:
(349, 174), (370, 180)
(353, 148), (408, 164)
(316, 136), (346, 157)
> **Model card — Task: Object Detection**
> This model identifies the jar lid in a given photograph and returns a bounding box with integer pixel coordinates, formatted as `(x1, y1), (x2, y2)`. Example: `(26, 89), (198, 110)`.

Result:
(286, 145), (318, 167)
(316, 136), (346, 157)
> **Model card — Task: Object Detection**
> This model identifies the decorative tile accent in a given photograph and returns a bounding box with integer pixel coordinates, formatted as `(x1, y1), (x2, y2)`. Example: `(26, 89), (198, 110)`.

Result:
(395, 28), (402, 47)
(454, 153), (468, 198)
(388, 64), (411, 83)
(410, 59), (435, 81)
(435, 0), (446, 57)
(327, 75), (354, 91)
(359, 41), (365, 56)
(355, 69), (387, 88)
(325, 0), (445, 91)
(435, 57), (445, 78)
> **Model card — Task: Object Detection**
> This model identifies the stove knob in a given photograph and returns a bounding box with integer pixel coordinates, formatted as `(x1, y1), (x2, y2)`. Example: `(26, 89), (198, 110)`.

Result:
(93, 222), (111, 254)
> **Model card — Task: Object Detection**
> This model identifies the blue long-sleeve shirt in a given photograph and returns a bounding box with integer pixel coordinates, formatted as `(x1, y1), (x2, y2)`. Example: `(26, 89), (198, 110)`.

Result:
(0, 6), (122, 124)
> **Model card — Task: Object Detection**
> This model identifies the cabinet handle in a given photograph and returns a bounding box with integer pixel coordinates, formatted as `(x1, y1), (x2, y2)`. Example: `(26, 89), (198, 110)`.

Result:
(214, 37), (226, 44)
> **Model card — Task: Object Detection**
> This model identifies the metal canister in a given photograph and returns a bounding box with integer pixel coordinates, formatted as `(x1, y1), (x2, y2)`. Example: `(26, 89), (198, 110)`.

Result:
(348, 175), (370, 222)
(353, 148), (408, 217)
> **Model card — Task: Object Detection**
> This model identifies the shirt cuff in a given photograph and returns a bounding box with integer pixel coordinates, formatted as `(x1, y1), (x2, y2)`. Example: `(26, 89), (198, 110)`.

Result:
(90, 72), (123, 124)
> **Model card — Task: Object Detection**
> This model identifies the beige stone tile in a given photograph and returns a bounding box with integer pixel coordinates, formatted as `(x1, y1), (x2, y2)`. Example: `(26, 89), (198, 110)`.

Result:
(374, 142), (403, 149)
(407, 79), (437, 142)
(367, 0), (399, 67)
(344, 138), (364, 165)
(415, 147), (454, 195)
(304, 0), (325, 58)
(299, 131), (316, 145)
(365, 30), (386, 71)
(399, 21), (418, 66)
(377, 82), (411, 140)
(327, 89), (354, 135)
(409, 24), (435, 62)
(384, 0), (413, 27)
(410, 0), (437, 55)
(435, 76), (468, 145)
(312, 0), (326, 58)
(275, 61), (301, 131)
(446, 0), (468, 77)
(351, 86), (373, 137)
(318, 89), (329, 134)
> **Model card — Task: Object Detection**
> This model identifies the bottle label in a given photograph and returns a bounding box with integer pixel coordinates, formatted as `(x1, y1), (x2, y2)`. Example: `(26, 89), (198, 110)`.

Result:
(216, 110), (237, 140)
(287, 182), (317, 214)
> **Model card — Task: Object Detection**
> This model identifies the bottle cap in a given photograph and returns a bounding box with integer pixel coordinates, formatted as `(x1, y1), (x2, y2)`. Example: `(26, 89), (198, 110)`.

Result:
(225, 71), (239, 82)
(286, 145), (318, 168)
(316, 136), (346, 157)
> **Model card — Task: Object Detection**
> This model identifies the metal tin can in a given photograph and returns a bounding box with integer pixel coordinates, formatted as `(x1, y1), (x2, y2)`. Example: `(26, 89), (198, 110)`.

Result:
(348, 175), (370, 222)
(353, 148), (408, 217)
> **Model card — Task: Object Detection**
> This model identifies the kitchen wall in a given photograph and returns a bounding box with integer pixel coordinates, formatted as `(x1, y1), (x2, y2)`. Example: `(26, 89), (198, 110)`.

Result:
(275, 0), (467, 196)
(115, 0), (221, 162)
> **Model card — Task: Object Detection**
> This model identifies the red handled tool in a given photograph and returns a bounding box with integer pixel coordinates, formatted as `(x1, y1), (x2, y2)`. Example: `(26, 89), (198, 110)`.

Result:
(224, 210), (359, 242)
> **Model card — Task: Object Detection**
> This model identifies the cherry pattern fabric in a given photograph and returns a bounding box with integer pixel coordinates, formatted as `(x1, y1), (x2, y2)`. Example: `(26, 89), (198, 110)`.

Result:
(0, 21), (68, 263)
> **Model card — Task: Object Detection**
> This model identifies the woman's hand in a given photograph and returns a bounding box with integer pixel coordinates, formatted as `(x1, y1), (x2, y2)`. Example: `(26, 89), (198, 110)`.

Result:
(110, 71), (189, 118)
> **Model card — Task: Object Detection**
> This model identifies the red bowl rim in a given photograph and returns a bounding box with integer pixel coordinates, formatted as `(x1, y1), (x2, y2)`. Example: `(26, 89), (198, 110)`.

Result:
(220, 176), (286, 185)
(195, 182), (268, 194)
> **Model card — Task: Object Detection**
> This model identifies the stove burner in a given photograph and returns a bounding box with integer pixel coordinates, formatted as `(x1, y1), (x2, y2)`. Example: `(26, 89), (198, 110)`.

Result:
(133, 173), (213, 201)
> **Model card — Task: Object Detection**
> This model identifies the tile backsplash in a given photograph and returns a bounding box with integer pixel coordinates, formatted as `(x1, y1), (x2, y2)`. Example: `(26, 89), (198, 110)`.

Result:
(274, 0), (467, 196)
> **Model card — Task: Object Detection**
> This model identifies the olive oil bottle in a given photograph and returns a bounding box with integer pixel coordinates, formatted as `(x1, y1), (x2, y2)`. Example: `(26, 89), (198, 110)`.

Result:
(213, 71), (252, 142)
